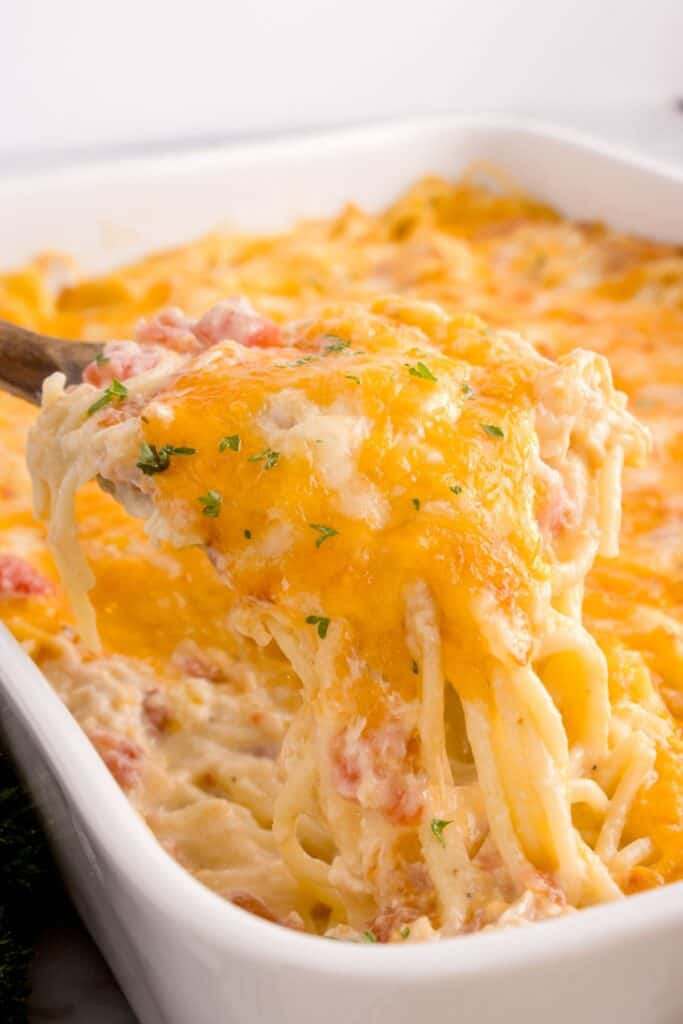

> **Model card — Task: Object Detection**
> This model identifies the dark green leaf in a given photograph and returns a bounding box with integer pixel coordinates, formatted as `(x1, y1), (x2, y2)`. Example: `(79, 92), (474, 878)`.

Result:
(136, 443), (196, 475)
(219, 434), (241, 452)
(430, 818), (452, 847)
(481, 423), (504, 439)
(323, 335), (350, 354)
(87, 378), (128, 416)
(199, 490), (222, 517)
(305, 614), (330, 639)
(308, 523), (339, 548)
(408, 362), (437, 382)
(248, 448), (280, 470)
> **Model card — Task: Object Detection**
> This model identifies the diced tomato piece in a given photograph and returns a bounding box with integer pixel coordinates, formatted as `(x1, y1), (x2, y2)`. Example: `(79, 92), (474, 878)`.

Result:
(229, 891), (304, 931)
(383, 779), (424, 826)
(0, 554), (52, 598)
(135, 298), (283, 358)
(331, 722), (424, 825)
(135, 307), (199, 353)
(330, 730), (362, 799)
(142, 688), (170, 735)
(171, 646), (226, 681)
(84, 341), (164, 385)
(193, 298), (284, 348)
(535, 459), (585, 542)
(88, 730), (143, 789)
(371, 903), (421, 943)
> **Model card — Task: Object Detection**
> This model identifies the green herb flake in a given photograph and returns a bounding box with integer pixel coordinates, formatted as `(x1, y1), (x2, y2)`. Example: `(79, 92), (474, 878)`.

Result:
(411, 498), (421, 511)
(219, 434), (241, 453)
(430, 818), (452, 847)
(323, 335), (351, 354)
(305, 614), (331, 639)
(400, 926), (410, 940)
(309, 523), (339, 548)
(94, 352), (110, 366)
(450, 484), (462, 495)
(408, 361), (437, 382)
(281, 355), (317, 367)
(199, 490), (222, 518)
(363, 930), (378, 944)
(481, 423), (504, 439)
(86, 378), (128, 416)
(136, 442), (197, 476)
(461, 383), (474, 397)
(248, 448), (280, 470)
(344, 374), (360, 384)
(244, 529), (252, 539)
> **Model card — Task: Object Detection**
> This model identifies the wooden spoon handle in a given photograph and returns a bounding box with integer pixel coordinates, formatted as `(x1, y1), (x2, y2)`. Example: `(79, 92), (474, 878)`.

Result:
(0, 319), (104, 405)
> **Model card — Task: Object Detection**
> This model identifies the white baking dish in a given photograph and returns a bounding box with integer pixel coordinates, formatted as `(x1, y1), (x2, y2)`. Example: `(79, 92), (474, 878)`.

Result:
(1, 116), (683, 1024)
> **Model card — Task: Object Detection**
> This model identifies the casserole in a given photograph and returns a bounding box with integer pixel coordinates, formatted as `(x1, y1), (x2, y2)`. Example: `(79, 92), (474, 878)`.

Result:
(1, 116), (683, 1023)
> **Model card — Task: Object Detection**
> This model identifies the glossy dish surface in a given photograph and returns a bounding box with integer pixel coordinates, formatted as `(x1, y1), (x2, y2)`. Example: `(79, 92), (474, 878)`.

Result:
(0, 118), (682, 1024)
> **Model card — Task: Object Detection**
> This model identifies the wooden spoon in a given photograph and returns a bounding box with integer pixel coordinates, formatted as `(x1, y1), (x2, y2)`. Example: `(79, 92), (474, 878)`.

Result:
(0, 318), (104, 405)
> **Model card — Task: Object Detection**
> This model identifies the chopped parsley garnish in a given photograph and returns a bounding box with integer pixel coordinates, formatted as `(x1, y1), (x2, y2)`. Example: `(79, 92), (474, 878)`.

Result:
(309, 523), (339, 548)
(363, 929), (377, 943)
(305, 615), (330, 639)
(412, 498), (421, 510)
(345, 374), (360, 384)
(293, 355), (316, 366)
(136, 442), (196, 475)
(430, 818), (452, 847)
(199, 490), (222, 517)
(86, 378), (128, 416)
(94, 352), (110, 365)
(411, 659), (419, 675)
(408, 361), (437, 382)
(277, 355), (316, 367)
(219, 434), (241, 452)
(244, 529), (252, 539)
(461, 383), (473, 397)
(137, 444), (162, 473)
(481, 423), (504, 439)
(400, 926), (411, 940)
(323, 335), (350, 354)
(248, 448), (280, 470)
(450, 484), (462, 495)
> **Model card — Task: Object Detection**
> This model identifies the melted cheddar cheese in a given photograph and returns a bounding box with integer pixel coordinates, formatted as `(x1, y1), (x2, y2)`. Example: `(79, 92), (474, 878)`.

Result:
(2, 172), (682, 940)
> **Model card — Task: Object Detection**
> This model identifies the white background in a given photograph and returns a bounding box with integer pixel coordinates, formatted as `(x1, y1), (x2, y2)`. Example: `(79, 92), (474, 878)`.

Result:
(2, 0), (683, 169)
(3, 3), (683, 1021)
